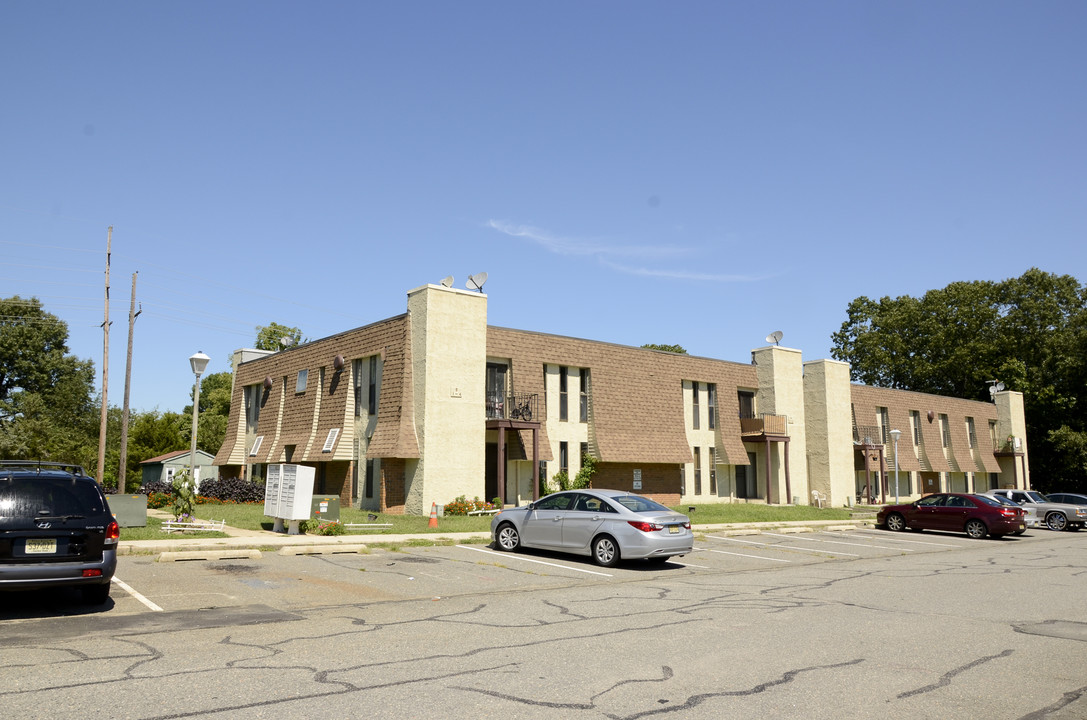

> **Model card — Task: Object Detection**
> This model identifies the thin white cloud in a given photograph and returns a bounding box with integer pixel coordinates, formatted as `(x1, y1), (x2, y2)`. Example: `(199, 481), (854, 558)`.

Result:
(599, 258), (772, 283)
(487, 219), (769, 283)
(486, 220), (686, 259)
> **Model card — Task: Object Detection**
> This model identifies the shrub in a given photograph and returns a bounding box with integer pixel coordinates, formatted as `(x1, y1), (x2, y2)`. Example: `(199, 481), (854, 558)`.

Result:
(443, 495), (495, 516)
(198, 477), (265, 504)
(146, 492), (173, 509)
(302, 518), (345, 535)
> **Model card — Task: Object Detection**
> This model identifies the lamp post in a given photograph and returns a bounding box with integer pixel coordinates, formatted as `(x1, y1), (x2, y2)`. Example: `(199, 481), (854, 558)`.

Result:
(188, 351), (211, 484)
(889, 429), (902, 504)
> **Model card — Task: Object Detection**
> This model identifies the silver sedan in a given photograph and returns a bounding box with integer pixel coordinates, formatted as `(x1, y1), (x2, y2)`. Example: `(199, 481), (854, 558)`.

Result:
(490, 489), (693, 567)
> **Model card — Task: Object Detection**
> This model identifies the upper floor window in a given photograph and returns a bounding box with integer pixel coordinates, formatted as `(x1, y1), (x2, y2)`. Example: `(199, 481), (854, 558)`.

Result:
(368, 355), (378, 415)
(559, 366), (569, 421)
(707, 384), (717, 429)
(879, 407), (889, 444)
(486, 362), (508, 420)
(244, 384), (262, 434)
(738, 390), (755, 419)
(966, 417), (977, 448)
(939, 413), (951, 448)
(911, 410), (922, 445)
(296, 369), (308, 393)
(692, 382), (700, 429)
(579, 368), (590, 422)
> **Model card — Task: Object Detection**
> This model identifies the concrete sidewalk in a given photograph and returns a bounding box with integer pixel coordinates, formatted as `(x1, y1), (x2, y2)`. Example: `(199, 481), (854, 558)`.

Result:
(118, 511), (869, 560)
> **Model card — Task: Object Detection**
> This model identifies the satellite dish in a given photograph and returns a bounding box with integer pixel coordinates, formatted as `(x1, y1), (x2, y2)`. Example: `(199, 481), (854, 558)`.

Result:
(466, 272), (488, 292)
(765, 330), (783, 346)
(280, 336), (294, 348)
(440, 276), (454, 288)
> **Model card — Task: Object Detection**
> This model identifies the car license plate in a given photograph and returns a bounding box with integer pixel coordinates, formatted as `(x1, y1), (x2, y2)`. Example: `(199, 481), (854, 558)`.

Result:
(25, 538), (57, 554)
(668, 525), (680, 534)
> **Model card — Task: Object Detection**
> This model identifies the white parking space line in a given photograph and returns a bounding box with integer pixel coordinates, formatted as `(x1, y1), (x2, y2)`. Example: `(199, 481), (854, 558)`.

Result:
(762, 532), (914, 552)
(812, 532), (914, 550)
(694, 547), (791, 563)
(112, 577), (164, 612)
(669, 560), (712, 568)
(457, 545), (614, 576)
(706, 535), (859, 557)
(851, 530), (962, 547)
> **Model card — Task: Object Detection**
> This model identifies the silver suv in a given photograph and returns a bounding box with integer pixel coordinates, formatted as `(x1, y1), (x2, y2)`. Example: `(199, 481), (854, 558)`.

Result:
(981, 488), (1087, 532)
(0, 461), (119, 604)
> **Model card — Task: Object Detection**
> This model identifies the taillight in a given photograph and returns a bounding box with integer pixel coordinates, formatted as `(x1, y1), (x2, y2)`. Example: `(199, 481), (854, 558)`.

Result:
(628, 520), (663, 533)
(82, 569), (102, 577)
(105, 520), (120, 545)
(683, 522), (691, 529)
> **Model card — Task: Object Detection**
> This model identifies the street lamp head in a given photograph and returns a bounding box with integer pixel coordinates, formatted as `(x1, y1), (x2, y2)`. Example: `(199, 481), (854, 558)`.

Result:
(889, 429), (902, 443)
(189, 351), (211, 377)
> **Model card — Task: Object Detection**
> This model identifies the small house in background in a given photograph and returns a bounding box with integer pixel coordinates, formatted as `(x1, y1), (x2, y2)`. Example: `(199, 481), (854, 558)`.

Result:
(140, 449), (217, 489)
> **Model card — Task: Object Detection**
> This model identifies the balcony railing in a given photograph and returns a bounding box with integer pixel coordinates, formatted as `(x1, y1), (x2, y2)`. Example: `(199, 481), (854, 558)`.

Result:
(486, 393), (538, 422)
(853, 425), (884, 446)
(739, 413), (788, 437)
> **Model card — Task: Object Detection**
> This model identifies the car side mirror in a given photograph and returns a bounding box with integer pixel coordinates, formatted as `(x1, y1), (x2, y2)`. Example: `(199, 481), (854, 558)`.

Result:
(527, 502), (537, 511)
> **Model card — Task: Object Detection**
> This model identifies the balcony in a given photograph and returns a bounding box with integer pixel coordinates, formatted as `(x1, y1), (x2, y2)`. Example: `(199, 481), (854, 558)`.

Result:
(740, 413), (788, 438)
(853, 425), (884, 447)
(486, 393), (538, 422)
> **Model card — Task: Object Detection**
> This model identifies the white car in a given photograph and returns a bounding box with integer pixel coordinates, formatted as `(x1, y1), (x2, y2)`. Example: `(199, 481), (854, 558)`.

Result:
(491, 489), (693, 567)
(980, 489), (1087, 531)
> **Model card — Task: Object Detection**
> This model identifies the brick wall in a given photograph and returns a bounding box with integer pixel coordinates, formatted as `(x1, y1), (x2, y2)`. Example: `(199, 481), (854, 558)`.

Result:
(593, 462), (681, 506)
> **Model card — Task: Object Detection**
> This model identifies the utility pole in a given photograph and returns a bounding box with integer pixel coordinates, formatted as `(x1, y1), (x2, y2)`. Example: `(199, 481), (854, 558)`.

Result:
(118, 271), (140, 493)
(97, 226), (112, 487)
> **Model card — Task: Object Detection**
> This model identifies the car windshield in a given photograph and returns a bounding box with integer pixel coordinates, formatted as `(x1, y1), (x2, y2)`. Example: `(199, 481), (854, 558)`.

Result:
(612, 495), (672, 513)
(0, 477), (106, 522)
(1025, 491), (1048, 503)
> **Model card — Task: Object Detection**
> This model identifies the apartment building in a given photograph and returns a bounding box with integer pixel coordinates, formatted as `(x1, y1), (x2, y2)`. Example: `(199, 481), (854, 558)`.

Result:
(213, 284), (1030, 513)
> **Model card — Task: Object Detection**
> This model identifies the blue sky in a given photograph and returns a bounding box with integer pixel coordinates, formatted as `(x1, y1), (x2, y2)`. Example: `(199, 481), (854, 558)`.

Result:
(3, 1), (1085, 414)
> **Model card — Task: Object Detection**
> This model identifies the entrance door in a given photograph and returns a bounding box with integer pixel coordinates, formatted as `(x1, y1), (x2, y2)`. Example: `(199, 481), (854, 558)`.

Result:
(921, 473), (940, 495)
(736, 452), (758, 499)
(485, 444), (498, 502)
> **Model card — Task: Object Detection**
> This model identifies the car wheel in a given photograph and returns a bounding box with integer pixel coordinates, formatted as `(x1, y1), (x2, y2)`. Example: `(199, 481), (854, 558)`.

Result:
(884, 513), (906, 532)
(494, 522), (521, 551)
(592, 535), (620, 568)
(1046, 512), (1068, 532)
(965, 519), (988, 539)
(82, 583), (111, 605)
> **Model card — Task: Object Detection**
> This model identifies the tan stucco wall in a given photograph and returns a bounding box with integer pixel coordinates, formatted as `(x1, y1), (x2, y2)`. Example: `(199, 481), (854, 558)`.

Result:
(752, 346), (809, 504)
(405, 285), (488, 514)
(803, 359), (854, 508)
(995, 390), (1030, 489)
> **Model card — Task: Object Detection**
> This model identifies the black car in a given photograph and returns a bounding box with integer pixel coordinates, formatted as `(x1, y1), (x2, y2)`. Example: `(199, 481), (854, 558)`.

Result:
(0, 461), (119, 604)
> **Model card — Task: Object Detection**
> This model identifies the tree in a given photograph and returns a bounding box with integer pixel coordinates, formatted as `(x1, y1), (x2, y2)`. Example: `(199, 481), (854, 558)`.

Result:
(255, 322), (304, 351)
(830, 269), (1087, 492)
(0, 296), (98, 466)
(641, 343), (688, 354)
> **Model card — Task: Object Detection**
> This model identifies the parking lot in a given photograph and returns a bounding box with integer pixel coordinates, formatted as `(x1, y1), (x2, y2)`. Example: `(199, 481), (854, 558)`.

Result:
(3, 525), (1087, 720)
(0, 525), (1047, 619)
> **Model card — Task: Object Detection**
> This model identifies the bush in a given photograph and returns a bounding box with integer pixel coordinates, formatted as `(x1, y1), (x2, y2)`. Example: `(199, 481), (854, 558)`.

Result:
(302, 518), (345, 535)
(198, 477), (265, 504)
(443, 495), (496, 516)
(146, 492), (172, 509)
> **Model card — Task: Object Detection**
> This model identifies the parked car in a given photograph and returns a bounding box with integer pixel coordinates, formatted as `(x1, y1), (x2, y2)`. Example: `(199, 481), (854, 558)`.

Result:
(0, 461), (119, 604)
(491, 489), (693, 567)
(877, 493), (1026, 539)
(1045, 493), (1087, 507)
(980, 489), (1087, 531)
(986, 494), (1028, 535)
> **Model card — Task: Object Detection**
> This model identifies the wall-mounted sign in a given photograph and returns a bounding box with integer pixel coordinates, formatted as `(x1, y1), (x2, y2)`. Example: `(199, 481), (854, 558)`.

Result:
(633, 469), (642, 490)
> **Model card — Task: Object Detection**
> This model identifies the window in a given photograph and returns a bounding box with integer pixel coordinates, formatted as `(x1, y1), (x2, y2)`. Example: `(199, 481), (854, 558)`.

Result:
(579, 369), (590, 422)
(738, 390), (755, 419)
(709, 447), (717, 494)
(692, 382), (700, 429)
(486, 362), (508, 419)
(559, 367), (568, 421)
(559, 441), (568, 474)
(708, 384), (717, 429)
(353, 360), (364, 417)
(966, 418), (977, 448)
(940, 414), (950, 448)
(368, 356), (378, 415)
(365, 458), (375, 499)
(296, 369), (308, 393)
(693, 447), (702, 495)
(912, 411), (922, 445)
(879, 407), (889, 444)
(245, 384), (262, 433)
(580, 442), (588, 467)
(249, 435), (264, 457)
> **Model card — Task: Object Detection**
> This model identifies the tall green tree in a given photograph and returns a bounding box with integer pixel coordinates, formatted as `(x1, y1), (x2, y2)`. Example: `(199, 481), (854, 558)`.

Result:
(641, 343), (688, 354)
(254, 322), (304, 351)
(831, 269), (1087, 492)
(0, 296), (98, 465)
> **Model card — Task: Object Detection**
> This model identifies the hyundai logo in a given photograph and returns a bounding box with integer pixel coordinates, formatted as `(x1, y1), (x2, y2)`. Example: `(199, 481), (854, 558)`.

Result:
(35, 521), (52, 529)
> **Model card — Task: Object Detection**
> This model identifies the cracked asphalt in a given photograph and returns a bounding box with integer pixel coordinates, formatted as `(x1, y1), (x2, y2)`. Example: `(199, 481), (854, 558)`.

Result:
(1, 527), (1085, 719)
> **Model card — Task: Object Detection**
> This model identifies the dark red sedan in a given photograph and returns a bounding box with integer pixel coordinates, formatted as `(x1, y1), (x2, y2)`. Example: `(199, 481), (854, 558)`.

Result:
(877, 493), (1026, 539)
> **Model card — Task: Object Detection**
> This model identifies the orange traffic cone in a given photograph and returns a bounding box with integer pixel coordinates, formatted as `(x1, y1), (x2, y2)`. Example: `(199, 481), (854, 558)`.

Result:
(429, 502), (438, 528)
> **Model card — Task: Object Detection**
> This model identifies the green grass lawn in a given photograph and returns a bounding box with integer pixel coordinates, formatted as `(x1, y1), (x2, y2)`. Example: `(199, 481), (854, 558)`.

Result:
(119, 516), (229, 541)
(124, 500), (853, 539)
